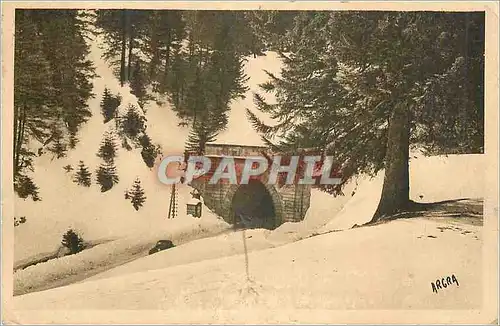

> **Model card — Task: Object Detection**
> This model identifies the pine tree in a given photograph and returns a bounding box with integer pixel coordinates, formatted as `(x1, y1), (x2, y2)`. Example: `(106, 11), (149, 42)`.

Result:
(96, 9), (150, 86)
(14, 10), (95, 199)
(136, 10), (186, 88)
(118, 104), (146, 141)
(139, 134), (160, 168)
(30, 10), (95, 146)
(73, 161), (92, 187)
(129, 178), (146, 210)
(61, 229), (85, 255)
(248, 12), (485, 222)
(47, 127), (68, 159)
(14, 175), (41, 201)
(96, 9), (129, 86)
(95, 161), (119, 192)
(185, 119), (218, 155)
(96, 131), (118, 163)
(100, 87), (121, 123)
(129, 60), (148, 108)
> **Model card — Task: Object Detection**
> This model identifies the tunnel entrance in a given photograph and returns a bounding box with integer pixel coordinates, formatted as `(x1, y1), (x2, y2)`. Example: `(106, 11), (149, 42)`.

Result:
(231, 179), (277, 230)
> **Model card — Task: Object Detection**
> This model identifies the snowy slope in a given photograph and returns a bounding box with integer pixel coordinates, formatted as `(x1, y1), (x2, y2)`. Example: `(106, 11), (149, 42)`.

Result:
(13, 38), (287, 265)
(77, 151), (486, 283)
(12, 28), (488, 320)
(13, 35), (214, 263)
(324, 153), (485, 231)
(12, 216), (483, 323)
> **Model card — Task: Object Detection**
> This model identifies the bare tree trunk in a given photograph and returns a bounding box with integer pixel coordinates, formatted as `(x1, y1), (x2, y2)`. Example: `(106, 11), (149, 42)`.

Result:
(120, 10), (127, 87)
(14, 109), (26, 176)
(127, 30), (134, 82)
(13, 107), (19, 175)
(148, 13), (159, 82)
(371, 102), (410, 222)
(162, 28), (172, 84)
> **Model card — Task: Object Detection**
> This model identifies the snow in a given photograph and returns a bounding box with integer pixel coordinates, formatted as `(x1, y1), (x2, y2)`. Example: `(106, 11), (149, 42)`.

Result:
(213, 52), (283, 147)
(14, 37), (291, 266)
(13, 148), (487, 313)
(14, 209), (229, 296)
(13, 34), (223, 264)
(323, 153), (486, 231)
(12, 217), (483, 323)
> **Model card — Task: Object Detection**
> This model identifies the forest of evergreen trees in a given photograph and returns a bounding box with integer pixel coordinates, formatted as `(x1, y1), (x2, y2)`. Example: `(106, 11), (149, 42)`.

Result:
(13, 9), (293, 200)
(14, 10), (95, 200)
(14, 9), (485, 222)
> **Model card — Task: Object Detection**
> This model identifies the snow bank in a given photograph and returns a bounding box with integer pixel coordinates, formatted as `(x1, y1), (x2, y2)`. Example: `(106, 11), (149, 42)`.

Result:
(14, 213), (229, 296)
(53, 152), (486, 287)
(13, 217), (483, 318)
(86, 228), (275, 282)
(269, 184), (357, 243)
(321, 153), (486, 232)
(409, 153), (485, 202)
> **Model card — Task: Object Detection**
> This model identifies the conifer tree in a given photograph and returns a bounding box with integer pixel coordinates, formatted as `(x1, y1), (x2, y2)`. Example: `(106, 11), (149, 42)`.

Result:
(130, 60), (148, 108)
(248, 11), (485, 222)
(47, 127), (68, 159)
(73, 161), (92, 187)
(118, 104), (146, 141)
(96, 131), (118, 163)
(128, 178), (146, 210)
(95, 161), (119, 192)
(139, 134), (160, 168)
(100, 87), (121, 123)
(14, 10), (95, 199)
(185, 119), (218, 155)
(15, 175), (41, 201)
(61, 229), (85, 255)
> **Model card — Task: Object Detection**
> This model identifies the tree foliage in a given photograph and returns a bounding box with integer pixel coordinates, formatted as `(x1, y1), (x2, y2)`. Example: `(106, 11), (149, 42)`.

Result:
(127, 178), (147, 210)
(61, 229), (85, 255)
(73, 160), (92, 187)
(96, 131), (118, 163)
(95, 161), (119, 192)
(249, 11), (484, 221)
(100, 87), (122, 123)
(14, 10), (95, 199)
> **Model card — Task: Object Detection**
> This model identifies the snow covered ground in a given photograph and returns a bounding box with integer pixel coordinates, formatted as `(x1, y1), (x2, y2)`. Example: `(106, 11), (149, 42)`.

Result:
(324, 153), (486, 231)
(13, 151), (487, 303)
(11, 215), (483, 323)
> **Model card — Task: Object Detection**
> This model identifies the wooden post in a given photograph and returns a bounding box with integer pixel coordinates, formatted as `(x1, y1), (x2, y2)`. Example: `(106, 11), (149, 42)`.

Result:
(168, 184), (177, 219)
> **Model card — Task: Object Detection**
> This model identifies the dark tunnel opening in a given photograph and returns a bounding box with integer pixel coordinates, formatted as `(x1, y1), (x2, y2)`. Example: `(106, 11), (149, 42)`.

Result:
(230, 179), (277, 230)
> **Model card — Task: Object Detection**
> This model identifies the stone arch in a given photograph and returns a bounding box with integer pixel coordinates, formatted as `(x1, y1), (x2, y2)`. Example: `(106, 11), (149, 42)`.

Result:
(222, 180), (284, 229)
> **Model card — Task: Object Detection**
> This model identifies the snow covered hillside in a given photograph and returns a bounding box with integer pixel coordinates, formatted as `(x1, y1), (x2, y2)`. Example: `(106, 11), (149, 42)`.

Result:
(12, 214), (484, 323)
(13, 31), (296, 297)
(13, 35), (284, 265)
(13, 36), (217, 264)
